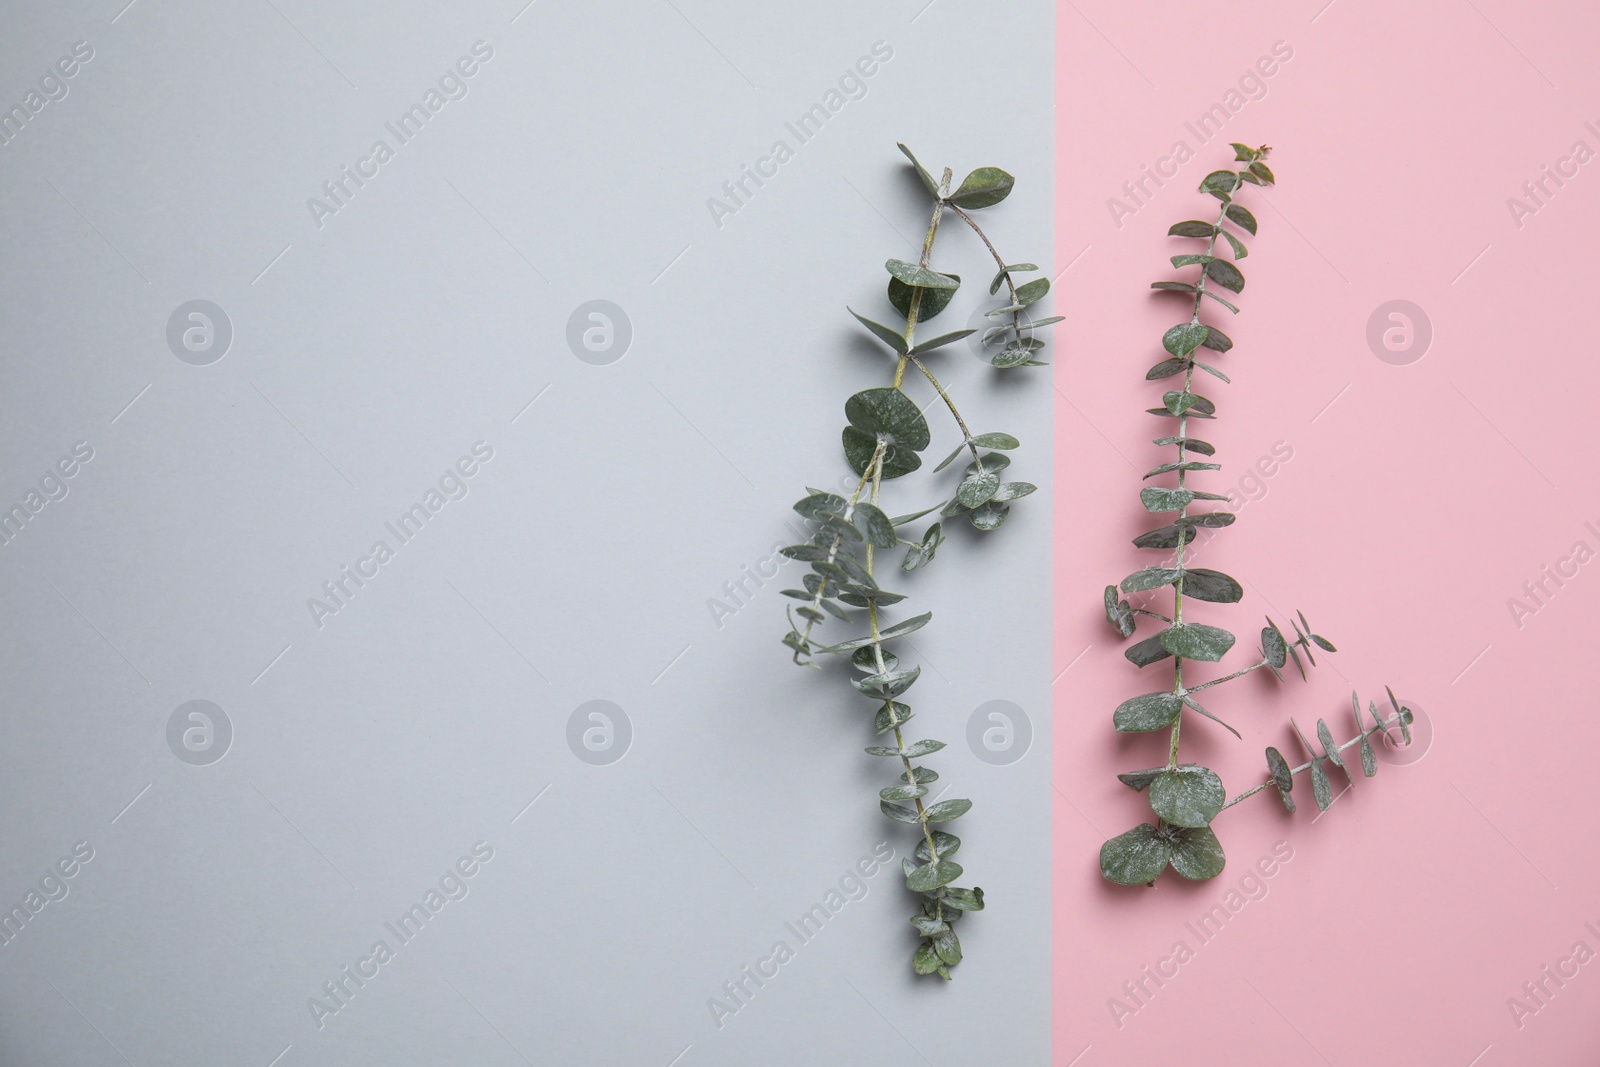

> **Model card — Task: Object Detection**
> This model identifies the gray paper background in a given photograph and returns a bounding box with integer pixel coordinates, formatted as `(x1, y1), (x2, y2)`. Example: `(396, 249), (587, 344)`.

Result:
(0, 1), (1054, 1063)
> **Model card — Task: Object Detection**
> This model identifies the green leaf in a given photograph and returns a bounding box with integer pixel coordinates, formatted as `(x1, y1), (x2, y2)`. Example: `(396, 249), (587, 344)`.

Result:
(1146, 358), (1187, 380)
(1205, 259), (1245, 293)
(1168, 220), (1216, 238)
(1140, 486), (1194, 513)
(888, 503), (941, 526)
(874, 702), (913, 734)
(854, 503), (897, 549)
(913, 941), (942, 974)
(1163, 390), (1200, 415)
(1265, 746), (1294, 804)
(844, 387), (931, 479)
(933, 928), (962, 966)
(1016, 277), (1049, 306)
(1201, 169), (1239, 196)
(1181, 693), (1240, 738)
(911, 914), (949, 937)
(1151, 281), (1197, 293)
(1251, 161), (1275, 184)
(1113, 691), (1183, 732)
(1177, 511), (1235, 530)
(1143, 460), (1221, 480)
(992, 481), (1035, 502)
(906, 859), (963, 892)
(1131, 524), (1196, 550)
(886, 259), (959, 289)
(1310, 757), (1333, 811)
(881, 783), (928, 801)
(1225, 203), (1258, 236)
(970, 432), (1019, 450)
(1182, 568), (1243, 604)
(853, 667), (920, 698)
(911, 328), (976, 354)
(957, 470), (1001, 508)
(1318, 719), (1345, 771)
(898, 143), (940, 196)
(1100, 823), (1171, 885)
(1221, 229), (1249, 260)
(949, 166), (1014, 209)
(1360, 733), (1377, 777)
(941, 886), (984, 911)
(1121, 567), (1182, 593)
(905, 739), (946, 758)
(1262, 621), (1288, 668)
(1117, 766), (1166, 791)
(1168, 826), (1226, 880)
(1159, 622), (1236, 662)
(888, 274), (959, 322)
(1162, 321), (1209, 358)
(924, 798), (971, 824)
(1125, 633), (1172, 667)
(1202, 290), (1240, 314)
(914, 830), (960, 862)
(1105, 586), (1135, 638)
(1150, 765), (1226, 828)
(848, 308), (908, 354)
(1202, 326), (1232, 353)
(881, 801), (921, 824)
(819, 612), (932, 653)
(1229, 142), (1256, 162)
(1171, 254), (1213, 268)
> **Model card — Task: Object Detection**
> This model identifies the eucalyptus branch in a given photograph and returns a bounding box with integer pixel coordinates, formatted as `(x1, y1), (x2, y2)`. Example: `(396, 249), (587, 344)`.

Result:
(775, 143), (1052, 977)
(1097, 145), (1419, 887)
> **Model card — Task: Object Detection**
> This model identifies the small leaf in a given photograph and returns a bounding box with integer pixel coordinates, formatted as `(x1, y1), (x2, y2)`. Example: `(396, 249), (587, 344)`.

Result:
(848, 308), (908, 354)
(1360, 733), (1377, 777)
(1168, 220), (1216, 238)
(1016, 277), (1049, 306)
(913, 941), (942, 974)
(897, 142), (940, 195)
(1318, 719), (1345, 772)
(1125, 633), (1172, 667)
(970, 432), (1020, 449)
(1181, 693), (1241, 738)
(1221, 229), (1249, 260)
(1205, 259), (1245, 293)
(905, 739), (946, 758)
(1146, 358), (1188, 380)
(1121, 567), (1183, 593)
(1151, 281), (1197, 293)
(957, 470), (1001, 508)
(881, 783), (928, 801)
(914, 830), (960, 862)
(924, 798), (972, 824)
(886, 259), (960, 289)
(881, 801), (921, 824)
(1159, 622), (1236, 662)
(906, 859), (963, 892)
(1100, 823), (1171, 885)
(1132, 524), (1196, 550)
(911, 328), (977, 354)
(1182, 568), (1243, 604)
(1117, 767), (1166, 791)
(933, 928), (962, 966)
(1167, 826), (1226, 880)
(1251, 161), (1275, 184)
(949, 166), (1015, 209)
(888, 275), (959, 322)
(854, 503), (897, 549)
(1261, 621), (1288, 668)
(1162, 321), (1209, 358)
(991, 481), (1036, 502)
(874, 702), (913, 734)
(1140, 486), (1194, 513)
(1201, 170), (1239, 196)
(941, 886), (984, 911)
(1201, 326), (1232, 353)
(1310, 757), (1332, 811)
(1104, 586), (1136, 638)
(1113, 691), (1183, 732)
(1225, 203), (1258, 236)
(1149, 765), (1225, 828)
(1202, 290), (1240, 314)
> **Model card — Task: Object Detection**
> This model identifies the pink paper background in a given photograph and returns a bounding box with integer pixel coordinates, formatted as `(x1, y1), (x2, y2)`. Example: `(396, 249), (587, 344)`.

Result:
(1053, 1), (1600, 1063)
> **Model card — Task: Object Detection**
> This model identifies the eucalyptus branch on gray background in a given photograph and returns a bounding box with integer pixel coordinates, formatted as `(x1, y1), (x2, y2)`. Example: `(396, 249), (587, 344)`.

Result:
(1099, 145), (1416, 886)
(776, 144), (1052, 977)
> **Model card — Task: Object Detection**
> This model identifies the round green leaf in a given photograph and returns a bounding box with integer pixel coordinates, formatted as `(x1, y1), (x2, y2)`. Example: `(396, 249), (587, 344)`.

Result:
(1162, 322), (1209, 358)
(888, 274), (959, 321)
(1182, 568), (1243, 604)
(1167, 826), (1226, 880)
(1113, 691), (1183, 732)
(1149, 765), (1225, 828)
(905, 859), (963, 892)
(949, 166), (1015, 209)
(1100, 823), (1171, 885)
(1159, 622), (1236, 662)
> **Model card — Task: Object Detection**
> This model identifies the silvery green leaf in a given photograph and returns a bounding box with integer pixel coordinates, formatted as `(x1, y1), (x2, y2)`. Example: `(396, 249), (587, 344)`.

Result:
(1117, 767), (1166, 791)
(864, 745), (900, 757)
(1318, 719), (1345, 771)
(1177, 511), (1235, 530)
(1113, 691), (1183, 732)
(888, 274), (959, 322)
(845, 387), (931, 449)
(915, 831), (960, 862)
(969, 502), (1008, 530)
(1168, 220), (1216, 237)
(1265, 746), (1293, 793)
(1143, 461), (1221, 480)
(795, 606), (825, 623)
(853, 666), (921, 698)
(854, 502), (897, 549)
(1202, 290), (1240, 313)
(1121, 567), (1183, 593)
(991, 481), (1035, 502)
(1310, 757), (1332, 811)
(897, 142), (940, 195)
(1125, 633), (1172, 667)
(1205, 259), (1245, 293)
(888, 503), (941, 526)
(1225, 203), (1258, 236)
(1153, 435), (1215, 456)
(1180, 693), (1241, 738)
(1251, 161), (1275, 184)
(1016, 277), (1049, 306)
(1182, 568), (1243, 604)
(933, 928), (962, 966)
(1360, 733), (1377, 776)
(941, 886), (984, 911)
(1167, 826), (1226, 880)
(991, 344), (1036, 369)
(852, 646), (895, 672)
(1149, 765), (1225, 828)
(881, 783), (928, 801)
(911, 328), (977, 354)
(1229, 142), (1256, 162)
(886, 259), (960, 289)
(1311, 634), (1337, 652)
(1159, 622), (1235, 662)
(837, 587), (908, 608)
(1171, 254), (1213, 269)
(874, 702), (913, 734)
(1261, 621), (1288, 668)
(1146, 358), (1188, 380)
(820, 599), (850, 621)
(1202, 325), (1232, 352)
(1131, 524), (1196, 550)
(1140, 486), (1194, 513)
(906, 859), (963, 892)
(793, 491), (846, 521)
(1201, 169), (1239, 195)
(957, 470), (1001, 508)
(1221, 229), (1249, 259)
(820, 612), (932, 653)
(911, 915), (949, 936)
(848, 308), (908, 354)
(970, 432), (1019, 449)
(924, 798), (971, 824)
(949, 166), (1014, 209)
(1162, 321), (1209, 358)
(1163, 390), (1200, 415)
(1195, 360), (1230, 383)
(913, 941), (941, 975)
(780, 543), (830, 562)
(905, 739), (945, 758)
(1151, 281), (1197, 293)
(880, 801), (921, 824)
(1100, 823), (1171, 885)
(965, 453), (1010, 477)
(1104, 586), (1136, 638)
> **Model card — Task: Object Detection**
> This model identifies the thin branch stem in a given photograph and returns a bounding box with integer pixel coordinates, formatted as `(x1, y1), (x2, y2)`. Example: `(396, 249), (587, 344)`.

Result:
(1217, 711), (1407, 811)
